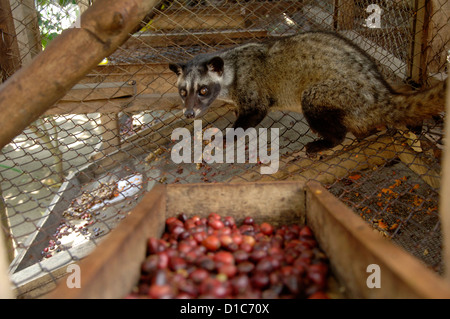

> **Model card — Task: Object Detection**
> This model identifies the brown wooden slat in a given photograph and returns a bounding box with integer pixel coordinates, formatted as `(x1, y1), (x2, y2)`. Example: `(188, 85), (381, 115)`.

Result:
(59, 81), (137, 102)
(124, 29), (269, 48)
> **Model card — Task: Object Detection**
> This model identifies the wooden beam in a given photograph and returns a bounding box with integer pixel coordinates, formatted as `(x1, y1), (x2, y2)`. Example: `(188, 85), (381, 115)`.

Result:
(145, 6), (245, 31)
(408, 0), (431, 85)
(166, 182), (306, 227)
(334, 0), (356, 30)
(123, 29), (269, 49)
(60, 81), (136, 102)
(0, 0), (161, 150)
(440, 69), (450, 282)
(46, 93), (181, 116)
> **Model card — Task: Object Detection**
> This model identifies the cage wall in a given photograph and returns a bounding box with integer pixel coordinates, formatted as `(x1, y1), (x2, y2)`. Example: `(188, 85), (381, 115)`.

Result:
(0, 0), (448, 297)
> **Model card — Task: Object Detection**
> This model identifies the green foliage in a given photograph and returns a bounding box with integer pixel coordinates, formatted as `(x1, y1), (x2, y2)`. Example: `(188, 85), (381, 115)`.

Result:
(36, 0), (76, 7)
(35, 0), (78, 48)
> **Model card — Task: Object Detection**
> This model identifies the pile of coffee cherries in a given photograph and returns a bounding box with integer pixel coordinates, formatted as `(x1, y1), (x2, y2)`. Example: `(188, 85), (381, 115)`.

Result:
(128, 213), (330, 299)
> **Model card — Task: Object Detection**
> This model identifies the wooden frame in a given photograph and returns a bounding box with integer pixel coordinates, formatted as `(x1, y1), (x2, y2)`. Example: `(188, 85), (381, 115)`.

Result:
(45, 181), (450, 299)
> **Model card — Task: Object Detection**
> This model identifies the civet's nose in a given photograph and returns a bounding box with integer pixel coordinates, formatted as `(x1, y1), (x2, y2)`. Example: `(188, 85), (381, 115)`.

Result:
(184, 109), (195, 119)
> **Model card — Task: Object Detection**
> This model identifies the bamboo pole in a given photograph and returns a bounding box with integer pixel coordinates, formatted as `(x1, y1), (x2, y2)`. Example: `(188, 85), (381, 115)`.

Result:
(440, 73), (450, 282)
(0, 0), (160, 150)
(408, 0), (431, 86)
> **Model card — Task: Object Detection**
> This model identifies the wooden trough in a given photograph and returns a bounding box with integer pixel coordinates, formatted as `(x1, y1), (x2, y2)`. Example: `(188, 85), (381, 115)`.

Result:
(46, 181), (450, 299)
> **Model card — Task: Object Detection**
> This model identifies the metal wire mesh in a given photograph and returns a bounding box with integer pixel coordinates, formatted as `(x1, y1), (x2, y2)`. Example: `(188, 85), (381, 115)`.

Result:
(0, 0), (448, 297)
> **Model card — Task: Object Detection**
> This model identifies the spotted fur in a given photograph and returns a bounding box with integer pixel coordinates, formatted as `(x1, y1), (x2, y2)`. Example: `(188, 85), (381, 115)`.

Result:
(169, 31), (446, 155)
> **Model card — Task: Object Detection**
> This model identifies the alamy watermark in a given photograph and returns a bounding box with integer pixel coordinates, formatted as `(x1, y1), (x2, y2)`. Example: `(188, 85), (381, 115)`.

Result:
(365, 4), (382, 29)
(366, 264), (381, 288)
(66, 264), (81, 289)
(170, 120), (279, 175)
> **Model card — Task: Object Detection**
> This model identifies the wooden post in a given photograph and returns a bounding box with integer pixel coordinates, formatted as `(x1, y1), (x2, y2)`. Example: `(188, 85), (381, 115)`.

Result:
(0, 0), (160, 151)
(333, 0), (355, 30)
(440, 72), (450, 282)
(8, 0), (42, 66)
(425, 0), (450, 80)
(95, 113), (121, 159)
(408, 0), (431, 86)
(0, 0), (21, 81)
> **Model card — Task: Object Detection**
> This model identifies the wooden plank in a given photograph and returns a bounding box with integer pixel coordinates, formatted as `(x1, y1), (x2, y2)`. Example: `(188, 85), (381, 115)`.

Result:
(125, 29), (269, 48)
(59, 81), (137, 102)
(305, 180), (450, 298)
(239, 1), (303, 27)
(440, 69), (450, 282)
(146, 7), (245, 31)
(45, 65), (178, 115)
(166, 181), (306, 227)
(46, 93), (180, 116)
(11, 248), (91, 299)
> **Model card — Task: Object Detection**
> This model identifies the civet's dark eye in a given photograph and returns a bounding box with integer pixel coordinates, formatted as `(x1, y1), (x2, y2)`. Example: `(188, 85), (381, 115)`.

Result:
(180, 89), (187, 97)
(199, 87), (209, 96)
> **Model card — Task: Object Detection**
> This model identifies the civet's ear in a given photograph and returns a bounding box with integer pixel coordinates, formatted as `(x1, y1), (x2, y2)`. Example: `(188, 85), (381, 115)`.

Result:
(206, 56), (224, 76)
(169, 63), (185, 76)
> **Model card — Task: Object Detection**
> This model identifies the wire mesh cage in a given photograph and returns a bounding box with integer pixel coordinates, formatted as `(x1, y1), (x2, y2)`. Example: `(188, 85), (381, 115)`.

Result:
(0, 0), (448, 298)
